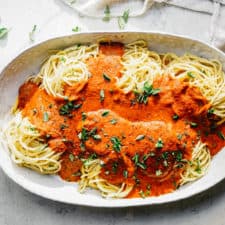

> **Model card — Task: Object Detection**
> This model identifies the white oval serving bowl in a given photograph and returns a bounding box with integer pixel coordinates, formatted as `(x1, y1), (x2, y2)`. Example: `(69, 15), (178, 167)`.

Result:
(0, 32), (225, 208)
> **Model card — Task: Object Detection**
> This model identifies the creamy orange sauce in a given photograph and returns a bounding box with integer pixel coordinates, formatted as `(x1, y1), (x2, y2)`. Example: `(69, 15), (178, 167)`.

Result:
(18, 43), (225, 198)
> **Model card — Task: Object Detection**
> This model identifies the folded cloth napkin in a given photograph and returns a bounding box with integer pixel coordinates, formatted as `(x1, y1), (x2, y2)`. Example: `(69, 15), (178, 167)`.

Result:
(62, 0), (225, 50)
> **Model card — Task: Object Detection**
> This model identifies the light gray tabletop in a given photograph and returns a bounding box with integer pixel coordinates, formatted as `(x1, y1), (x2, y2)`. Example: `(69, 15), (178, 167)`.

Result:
(0, 1), (225, 224)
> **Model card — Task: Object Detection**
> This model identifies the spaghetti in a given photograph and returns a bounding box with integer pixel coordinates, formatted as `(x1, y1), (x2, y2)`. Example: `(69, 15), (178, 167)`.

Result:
(2, 40), (225, 199)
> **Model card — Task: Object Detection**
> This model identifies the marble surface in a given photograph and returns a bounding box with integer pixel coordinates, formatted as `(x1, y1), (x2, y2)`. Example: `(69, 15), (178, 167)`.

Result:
(0, 1), (225, 224)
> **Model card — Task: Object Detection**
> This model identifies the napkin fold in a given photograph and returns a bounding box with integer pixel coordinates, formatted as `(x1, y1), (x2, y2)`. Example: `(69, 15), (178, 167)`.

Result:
(62, 0), (225, 50)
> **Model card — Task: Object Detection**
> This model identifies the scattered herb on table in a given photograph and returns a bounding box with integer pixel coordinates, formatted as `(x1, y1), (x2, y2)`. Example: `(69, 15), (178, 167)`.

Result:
(72, 26), (81, 32)
(29, 25), (37, 42)
(118, 9), (129, 29)
(103, 5), (111, 22)
(0, 27), (9, 39)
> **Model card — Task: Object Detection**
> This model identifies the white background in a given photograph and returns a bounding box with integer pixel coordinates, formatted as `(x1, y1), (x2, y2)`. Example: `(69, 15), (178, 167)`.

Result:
(0, 1), (225, 225)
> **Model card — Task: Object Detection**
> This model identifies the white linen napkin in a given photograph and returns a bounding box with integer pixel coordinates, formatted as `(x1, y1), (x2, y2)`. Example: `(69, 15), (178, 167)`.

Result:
(62, 0), (225, 51)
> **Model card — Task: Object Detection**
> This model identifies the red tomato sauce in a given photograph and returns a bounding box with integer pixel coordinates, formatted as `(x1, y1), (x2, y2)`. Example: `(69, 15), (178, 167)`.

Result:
(18, 43), (225, 198)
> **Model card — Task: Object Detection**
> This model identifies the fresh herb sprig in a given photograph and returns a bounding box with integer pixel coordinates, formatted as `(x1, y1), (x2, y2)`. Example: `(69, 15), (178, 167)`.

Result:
(133, 82), (160, 104)
(59, 101), (82, 117)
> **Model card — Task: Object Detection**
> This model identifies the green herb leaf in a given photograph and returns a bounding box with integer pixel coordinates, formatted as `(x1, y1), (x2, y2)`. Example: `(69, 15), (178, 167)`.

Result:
(82, 112), (86, 121)
(103, 73), (111, 81)
(72, 26), (80, 32)
(59, 101), (82, 116)
(217, 131), (225, 140)
(137, 162), (147, 170)
(155, 138), (163, 148)
(155, 169), (162, 176)
(100, 89), (105, 102)
(78, 128), (89, 141)
(60, 124), (68, 130)
(69, 153), (75, 162)
(112, 161), (118, 173)
(101, 110), (109, 117)
(83, 153), (98, 166)
(135, 134), (145, 141)
(43, 112), (49, 122)
(132, 153), (139, 164)
(134, 82), (160, 104)
(190, 122), (198, 127)
(110, 136), (122, 152)
(172, 114), (179, 120)
(110, 118), (117, 125)
(29, 25), (37, 42)
(103, 5), (111, 22)
(0, 27), (9, 39)
(207, 108), (214, 115)
(123, 170), (128, 178)
(177, 133), (183, 141)
(187, 72), (195, 78)
(175, 151), (183, 162)
(195, 158), (201, 173)
(89, 127), (97, 136)
(118, 9), (129, 29)
(93, 134), (101, 140)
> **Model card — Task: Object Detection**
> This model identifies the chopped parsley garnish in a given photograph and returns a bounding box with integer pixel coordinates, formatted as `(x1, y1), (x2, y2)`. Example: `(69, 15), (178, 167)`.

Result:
(29, 25), (37, 42)
(102, 73), (111, 81)
(143, 152), (154, 161)
(132, 153), (139, 164)
(78, 128), (89, 141)
(32, 108), (37, 115)
(60, 124), (68, 130)
(137, 162), (147, 170)
(118, 9), (129, 29)
(83, 153), (98, 166)
(112, 162), (118, 173)
(101, 110), (109, 117)
(190, 122), (198, 127)
(123, 170), (128, 178)
(207, 108), (214, 115)
(89, 127), (97, 136)
(100, 89), (105, 102)
(155, 169), (162, 176)
(72, 171), (81, 177)
(132, 153), (147, 169)
(139, 190), (146, 198)
(93, 134), (101, 140)
(59, 101), (82, 117)
(195, 158), (201, 173)
(135, 134), (145, 141)
(0, 27), (9, 39)
(110, 118), (117, 125)
(217, 131), (225, 140)
(155, 138), (163, 148)
(177, 133), (183, 141)
(102, 5), (111, 22)
(69, 153), (75, 162)
(72, 26), (80, 32)
(161, 152), (169, 160)
(134, 82), (160, 104)
(43, 112), (49, 122)
(82, 112), (86, 121)
(187, 72), (195, 78)
(175, 151), (183, 162)
(172, 114), (179, 120)
(110, 136), (122, 152)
